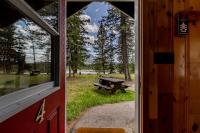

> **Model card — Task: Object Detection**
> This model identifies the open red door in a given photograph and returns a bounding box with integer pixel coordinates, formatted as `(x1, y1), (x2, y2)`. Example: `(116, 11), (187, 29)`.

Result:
(0, 0), (66, 133)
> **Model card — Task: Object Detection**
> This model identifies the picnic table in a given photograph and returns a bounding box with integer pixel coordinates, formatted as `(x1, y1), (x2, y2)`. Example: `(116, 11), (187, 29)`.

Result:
(94, 77), (129, 94)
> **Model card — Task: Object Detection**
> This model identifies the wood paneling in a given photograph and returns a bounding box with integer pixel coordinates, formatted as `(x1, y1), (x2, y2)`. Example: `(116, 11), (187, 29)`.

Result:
(142, 0), (200, 132)
(142, 0), (152, 132)
(173, 0), (188, 132)
(188, 19), (200, 133)
(142, 0), (174, 132)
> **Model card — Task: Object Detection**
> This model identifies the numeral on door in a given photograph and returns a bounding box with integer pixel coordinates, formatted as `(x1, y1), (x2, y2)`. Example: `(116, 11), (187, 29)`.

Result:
(35, 99), (46, 124)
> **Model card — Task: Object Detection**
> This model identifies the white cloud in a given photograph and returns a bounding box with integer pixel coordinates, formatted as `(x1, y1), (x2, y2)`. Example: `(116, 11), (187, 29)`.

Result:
(84, 34), (97, 44)
(112, 29), (119, 35)
(14, 24), (28, 36)
(43, 16), (57, 20)
(79, 14), (99, 33)
(14, 22), (45, 36)
(79, 14), (91, 21)
(28, 24), (42, 32)
(84, 23), (99, 33)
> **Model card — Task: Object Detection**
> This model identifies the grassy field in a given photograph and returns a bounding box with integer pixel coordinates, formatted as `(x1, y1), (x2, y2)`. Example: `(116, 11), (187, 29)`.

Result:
(66, 74), (135, 123)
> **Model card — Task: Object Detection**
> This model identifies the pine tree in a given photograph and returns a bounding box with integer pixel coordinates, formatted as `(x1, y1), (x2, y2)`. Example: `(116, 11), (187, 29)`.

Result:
(101, 6), (135, 80)
(0, 25), (17, 73)
(24, 20), (50, 73)
(93, 22), (108, 74)
(13, 24), (27, 74)
(126, 18), (135, 73)
(100, 7), (121, 74)
(107, 32), (116, 74)
(120, 13), (131, 81)
(67, 11), (90, 77)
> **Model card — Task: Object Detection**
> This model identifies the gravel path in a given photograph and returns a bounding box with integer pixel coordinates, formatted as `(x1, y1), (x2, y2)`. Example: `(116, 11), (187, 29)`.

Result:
(69, 101), (135, 133)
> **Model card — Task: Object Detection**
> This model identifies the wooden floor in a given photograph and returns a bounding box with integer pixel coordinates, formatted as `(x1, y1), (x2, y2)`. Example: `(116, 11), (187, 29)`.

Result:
(76, 128), (126, 133)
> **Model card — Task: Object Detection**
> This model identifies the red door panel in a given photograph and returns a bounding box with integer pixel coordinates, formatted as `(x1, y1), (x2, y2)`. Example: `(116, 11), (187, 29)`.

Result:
(47, 109), (59, 133)
(0, 90), (62, 133)
(0, 0), (66, 132)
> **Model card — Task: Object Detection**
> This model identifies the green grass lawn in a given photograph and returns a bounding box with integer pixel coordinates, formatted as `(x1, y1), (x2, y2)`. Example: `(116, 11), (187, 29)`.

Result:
(66, 74), (135, 123)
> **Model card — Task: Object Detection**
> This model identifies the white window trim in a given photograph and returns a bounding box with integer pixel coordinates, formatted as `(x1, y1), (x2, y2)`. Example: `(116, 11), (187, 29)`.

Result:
(0, 82), (60, 123)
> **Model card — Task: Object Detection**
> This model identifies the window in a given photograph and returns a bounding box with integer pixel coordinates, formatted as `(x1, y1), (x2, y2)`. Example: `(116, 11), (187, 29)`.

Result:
(0, 0), (60, 122)
(0, 0), (59, 97)
(0, 18), (52, 96)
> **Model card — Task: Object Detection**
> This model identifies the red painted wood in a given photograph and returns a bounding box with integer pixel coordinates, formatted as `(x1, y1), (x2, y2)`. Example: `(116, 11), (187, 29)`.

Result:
(0, 0), (66, 133)
(47, 109), (59, 133)
(0, 91), (63, 133)
(59, 0), (66, 132)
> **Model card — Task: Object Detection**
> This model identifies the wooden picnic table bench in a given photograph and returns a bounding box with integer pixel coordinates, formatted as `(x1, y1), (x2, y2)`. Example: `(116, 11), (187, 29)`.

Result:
(94, 77), (129, 94)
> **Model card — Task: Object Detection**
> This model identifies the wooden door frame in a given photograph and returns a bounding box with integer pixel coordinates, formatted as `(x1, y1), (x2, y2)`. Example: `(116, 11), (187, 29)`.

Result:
(66, 1), (141, 133)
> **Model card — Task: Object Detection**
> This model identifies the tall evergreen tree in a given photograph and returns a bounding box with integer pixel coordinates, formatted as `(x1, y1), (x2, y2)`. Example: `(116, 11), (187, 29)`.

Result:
(24, 20), (50, 72)
(107, 32), (116, 74)
(101, 7), (121, 74)
(120, 13), (131, 81)
(67, 11), (90, 77)
(126, 18), (135, 73)
(0, 25), (18, 73)
(101, 6), (135, 80)
(13, 24), (27, 74)
(93, 22), (108, 74)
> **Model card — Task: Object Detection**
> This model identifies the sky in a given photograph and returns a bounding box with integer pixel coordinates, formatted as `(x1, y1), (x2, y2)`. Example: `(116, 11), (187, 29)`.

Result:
(78, 2), (135, 64)
(74, 2), (122, 63)
(78, 2), (111, 44)
(84, 2), (110, 24)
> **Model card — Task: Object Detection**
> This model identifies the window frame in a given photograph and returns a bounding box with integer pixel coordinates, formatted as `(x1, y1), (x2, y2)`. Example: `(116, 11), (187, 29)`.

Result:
(0, 0), (60, 123)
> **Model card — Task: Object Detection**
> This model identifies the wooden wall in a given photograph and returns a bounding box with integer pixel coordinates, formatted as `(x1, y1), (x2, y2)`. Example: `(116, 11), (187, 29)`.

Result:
(142, 0), (200, 133)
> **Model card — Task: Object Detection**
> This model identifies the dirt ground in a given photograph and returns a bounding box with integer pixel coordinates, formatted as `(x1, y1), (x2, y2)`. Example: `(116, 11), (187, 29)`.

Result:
(69, 101), (135, 133)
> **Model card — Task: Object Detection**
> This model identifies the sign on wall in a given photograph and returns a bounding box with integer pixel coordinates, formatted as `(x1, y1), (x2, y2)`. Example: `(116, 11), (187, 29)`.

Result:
(177, 14), (189, 35)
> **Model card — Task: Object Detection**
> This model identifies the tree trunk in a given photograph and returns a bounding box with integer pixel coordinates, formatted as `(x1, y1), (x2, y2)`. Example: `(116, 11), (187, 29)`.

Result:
(121, 13), (131, 81)
(32, 44), (36, 71)
(72, 66), (76, 77)
(68, 63), (71, 78)
(74, 66), (78, 74)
